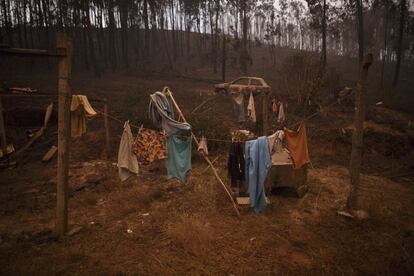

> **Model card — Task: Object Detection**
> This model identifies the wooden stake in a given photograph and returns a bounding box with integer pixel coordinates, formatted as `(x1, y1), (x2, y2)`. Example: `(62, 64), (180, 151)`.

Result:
(0, 95), (7, 159)
(56, 33), (73, 236)
(262, 91), (269, 136)
(42, 145), (58, 162)
(191, 96), (217, 114)
(104, 99), (110, 157)
(166, 89), (240, 217)
(347, 54), (373, 210)
(201, 155), (221, 174)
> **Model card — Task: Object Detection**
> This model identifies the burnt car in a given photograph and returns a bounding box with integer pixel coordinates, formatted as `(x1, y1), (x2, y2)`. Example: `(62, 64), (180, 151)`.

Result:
(214, 77), (271, 95)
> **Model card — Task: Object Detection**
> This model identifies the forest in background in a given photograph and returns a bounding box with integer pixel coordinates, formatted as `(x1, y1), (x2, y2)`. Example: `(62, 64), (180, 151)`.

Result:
(0, 0), (413, 90)
(0, 2), (414, 274)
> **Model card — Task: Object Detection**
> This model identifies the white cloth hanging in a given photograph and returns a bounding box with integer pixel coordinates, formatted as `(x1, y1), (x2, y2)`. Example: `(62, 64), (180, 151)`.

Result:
(117, 121), (139, 182)
(267, 130), (285, 153)
(197, 137), (209, 156)
(247, 92), (256, 122)
(278, 102), (285, 123)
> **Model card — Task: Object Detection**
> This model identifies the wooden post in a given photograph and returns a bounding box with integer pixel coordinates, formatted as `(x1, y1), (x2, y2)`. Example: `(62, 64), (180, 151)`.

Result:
(0, 96), (7, 159)
(56, 33), (72, 236)
(262, 92), (269, 136)
(166, 89), (240, 217)
(104, 99), (110, 157)
(347, 54), (373, 210)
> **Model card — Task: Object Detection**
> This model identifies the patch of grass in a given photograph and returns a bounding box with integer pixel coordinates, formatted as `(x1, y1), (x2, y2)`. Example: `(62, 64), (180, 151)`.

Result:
(165, 213), (217, 256)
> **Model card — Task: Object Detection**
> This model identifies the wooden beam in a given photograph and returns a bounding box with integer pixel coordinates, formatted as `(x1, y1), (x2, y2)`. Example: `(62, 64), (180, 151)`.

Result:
(56, 33), (73, 236)
(0, 95), (7, 159)
(104, 100), (110, 157)
(191, 96), (217, 114)
(262, 91), (269, 136)
(0, 47), (66, 57)
(11, 128), (44, 158)
(42, 145), (58, 162)
(0, 92), (105, 103)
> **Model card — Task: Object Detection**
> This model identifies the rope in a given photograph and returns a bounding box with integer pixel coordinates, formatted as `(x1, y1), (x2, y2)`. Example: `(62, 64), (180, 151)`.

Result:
(96, 91), (354, 144)
(97, 109), (234, 143)
(285, 91), (354, 130)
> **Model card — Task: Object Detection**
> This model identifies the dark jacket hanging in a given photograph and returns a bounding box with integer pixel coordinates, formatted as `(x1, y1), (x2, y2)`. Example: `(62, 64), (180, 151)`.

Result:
(228, 142), (245, 186)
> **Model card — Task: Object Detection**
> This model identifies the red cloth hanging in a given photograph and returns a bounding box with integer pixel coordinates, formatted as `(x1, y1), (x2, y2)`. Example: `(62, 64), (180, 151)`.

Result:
(284, 121), (311, 169)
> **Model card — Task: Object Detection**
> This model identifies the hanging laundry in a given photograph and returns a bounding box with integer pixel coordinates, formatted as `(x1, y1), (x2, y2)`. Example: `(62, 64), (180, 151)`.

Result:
(244, 136), (272, 214)
(277, 102), (285, 123)
(149, 91), (191, 135)
(231, 130), (255, 142)
(70, 95), (97, 137)
(148, 88), (193, 182)
(271, 148), (293, 165)
(284, 121), (310, 169)
(268, 130), (291, 165)
(267, 130), (284, 153)
(197, 137), (209, 156)
(165, 135), (192, 182)
(227, 142), (245, 186)
(271, 100), (278, 113)
(231, 92), (245, 123)
(135, 128), (168, 162)
(118, 121), (139, 182)
(247, 92), (256, 122)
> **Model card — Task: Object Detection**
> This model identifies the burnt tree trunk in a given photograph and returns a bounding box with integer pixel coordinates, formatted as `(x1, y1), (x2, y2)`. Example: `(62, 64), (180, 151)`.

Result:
(380, 1), (389, 89)
(143, 0), (150, 68)
(221, 34), (226, 82)
(356, 0), (364, 63)
(392, 0), (406, 88)
(240, 0), (248, 74)
(119, 1), (129, 70)
(213, 0), (220, 73)
(84, 0), (100, 77)
(321, 0), (327, 70)
(108, 0), (117, 72)
(347, 54), (373, 211)
(1, 0), (12, 45)
(170, 0), (177, 61)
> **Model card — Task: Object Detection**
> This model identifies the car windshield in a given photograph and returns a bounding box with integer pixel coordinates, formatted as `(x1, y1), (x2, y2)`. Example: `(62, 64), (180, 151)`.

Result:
(250, 79), (263, 86)
(232, 78), (249, 85)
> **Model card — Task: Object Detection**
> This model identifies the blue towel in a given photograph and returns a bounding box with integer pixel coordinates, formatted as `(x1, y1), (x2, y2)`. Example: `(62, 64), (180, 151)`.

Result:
(165, 135), (192, 182)
(244, 136), (272, 214)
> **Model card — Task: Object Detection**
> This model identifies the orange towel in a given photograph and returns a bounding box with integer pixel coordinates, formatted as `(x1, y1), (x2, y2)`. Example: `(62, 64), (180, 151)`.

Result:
(284, 121), (310, 169)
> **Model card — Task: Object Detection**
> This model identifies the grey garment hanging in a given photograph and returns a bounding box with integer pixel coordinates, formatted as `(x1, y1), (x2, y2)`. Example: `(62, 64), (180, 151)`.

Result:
(149, 91), (191, 136)
(232, 93), (246, 123)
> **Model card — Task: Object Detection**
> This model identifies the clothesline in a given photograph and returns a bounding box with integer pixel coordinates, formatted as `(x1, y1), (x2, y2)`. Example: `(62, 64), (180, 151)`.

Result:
(95, 91), (354, 144)
(288, 87), (359, 130)
(96, 108), (235, 143)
